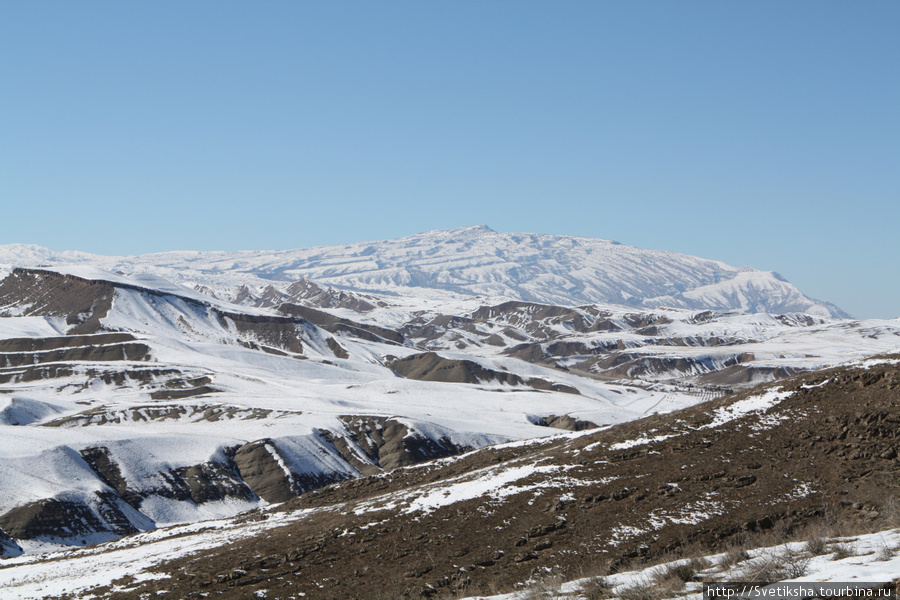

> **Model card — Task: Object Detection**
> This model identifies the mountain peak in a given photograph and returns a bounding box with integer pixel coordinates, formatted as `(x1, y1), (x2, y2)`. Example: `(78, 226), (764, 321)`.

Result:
(457, 224), (496, 234)
(0, 229), (849, 318)
(415, 224), (498, 239)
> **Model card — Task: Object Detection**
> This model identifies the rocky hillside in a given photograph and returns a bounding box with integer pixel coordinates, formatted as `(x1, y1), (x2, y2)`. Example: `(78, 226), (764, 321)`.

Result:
(4, 355), (895, 599)
(227, 275), (896, 392)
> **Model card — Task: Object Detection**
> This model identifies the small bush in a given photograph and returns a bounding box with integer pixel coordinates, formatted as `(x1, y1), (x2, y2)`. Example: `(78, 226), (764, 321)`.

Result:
(580, 575), (613, 600)
(804, 531), (829, 556)
(742, 552), (785, 583)
(577, 558), (613, 579)
(742, 549), (810, 582)
(781, 550), (812, 579)
(718, 546), (751, 570)
(652, 557), (710, 586)
(758, 520), (794, 547)
(520, 575), (563, 600)
(616, 579), (664, 600)
(882, 497), (900, 530)
(831, 543), (856, 560)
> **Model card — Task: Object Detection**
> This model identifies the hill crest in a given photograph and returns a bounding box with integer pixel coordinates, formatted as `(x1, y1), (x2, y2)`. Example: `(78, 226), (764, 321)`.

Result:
(0, 227), (849, 318)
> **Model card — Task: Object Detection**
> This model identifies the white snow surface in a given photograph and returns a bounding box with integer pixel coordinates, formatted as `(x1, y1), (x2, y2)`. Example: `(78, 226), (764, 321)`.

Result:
(0, 226), (851, 317)
(0, 264), (695, 550)
(0, 508), (316, 600)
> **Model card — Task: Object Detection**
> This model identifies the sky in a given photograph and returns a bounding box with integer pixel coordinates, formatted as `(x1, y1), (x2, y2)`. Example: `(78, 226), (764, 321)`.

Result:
(1, 2), (898, 319)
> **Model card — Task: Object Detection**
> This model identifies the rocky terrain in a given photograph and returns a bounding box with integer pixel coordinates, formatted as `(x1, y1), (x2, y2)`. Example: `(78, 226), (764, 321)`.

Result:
(0, 265), (708, 556)
(1, 356), (896, 599)
(0, 229), (896, 598)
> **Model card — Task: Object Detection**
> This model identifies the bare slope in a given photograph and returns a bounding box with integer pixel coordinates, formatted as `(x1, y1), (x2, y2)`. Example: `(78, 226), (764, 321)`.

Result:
(45, 355), (900, 600)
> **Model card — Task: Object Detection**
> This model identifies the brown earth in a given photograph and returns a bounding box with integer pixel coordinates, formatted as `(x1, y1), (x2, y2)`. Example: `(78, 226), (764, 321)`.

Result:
(388, 352), (579, 394)
(0, 268), (115, 334)
(70, 356), (900, 600)
(395, 298), (808, 389)
(0, 333), (138, 353)
(41, 402), (274, 427)
(278, 303), (404, 345)
(0, 493), (138, 541)
(0, 341), (152, 368)
(232, 440), (317, 503)
(0, 268), (345, 358)
(239, 279), (382, 314)
(326, 416), (471, 473)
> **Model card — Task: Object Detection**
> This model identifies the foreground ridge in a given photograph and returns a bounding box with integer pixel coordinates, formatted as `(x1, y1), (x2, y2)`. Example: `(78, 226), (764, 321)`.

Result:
(1, 356), (894, 599)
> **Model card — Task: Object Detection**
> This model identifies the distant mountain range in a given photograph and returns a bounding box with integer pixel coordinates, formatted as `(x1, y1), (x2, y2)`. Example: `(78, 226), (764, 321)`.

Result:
(0, 225), (849, 318)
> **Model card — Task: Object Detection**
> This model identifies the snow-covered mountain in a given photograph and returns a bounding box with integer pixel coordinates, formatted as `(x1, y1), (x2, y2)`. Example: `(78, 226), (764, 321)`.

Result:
(0, 229), (893, 567)
(0, 226), (849, 318)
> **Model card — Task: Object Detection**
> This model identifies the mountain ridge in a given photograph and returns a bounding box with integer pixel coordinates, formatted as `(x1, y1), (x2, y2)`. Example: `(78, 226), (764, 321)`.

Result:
(0, 226), (850, 318)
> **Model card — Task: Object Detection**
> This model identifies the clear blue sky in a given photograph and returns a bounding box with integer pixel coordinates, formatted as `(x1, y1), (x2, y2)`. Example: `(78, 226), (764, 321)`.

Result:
(1, 2), (898, 318)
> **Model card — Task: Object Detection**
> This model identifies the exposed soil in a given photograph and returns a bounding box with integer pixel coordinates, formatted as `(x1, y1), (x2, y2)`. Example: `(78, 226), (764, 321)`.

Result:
(241, 279), (382, 314)
(71, 356), (900, 600)
(0, 494), (137, 541)
(0, 268), (343, 358)
(0, 333), (138, 353)
(0, 268), (115, 334)
(388, 352), (579, 394)
(331, 416), (470, 472)
(395, 298), (815, 389)
(0, 341), (152, 368)
(278, 303), (404, 345)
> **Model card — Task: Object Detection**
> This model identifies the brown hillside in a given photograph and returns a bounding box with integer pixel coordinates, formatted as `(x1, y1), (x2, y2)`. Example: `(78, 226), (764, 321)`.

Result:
(63, 356), (900, 600)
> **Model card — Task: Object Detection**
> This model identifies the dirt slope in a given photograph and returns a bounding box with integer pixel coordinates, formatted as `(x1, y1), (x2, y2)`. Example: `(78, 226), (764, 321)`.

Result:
(67, 356), (900, 600)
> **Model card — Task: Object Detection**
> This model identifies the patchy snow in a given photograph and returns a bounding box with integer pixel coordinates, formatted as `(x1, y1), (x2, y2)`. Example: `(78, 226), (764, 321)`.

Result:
(0, 233), (897, 575)
(458, 528), (900, 600)
(607, 524), (648, 546)
(0, 507), (316, 600)
(609, 432), (680, 451)
(800, 378), (832, 389)
(701, 389), (794, 430)
(2, 499), (896, 600)
(646, 496), (727, 528)
(401, 463), (540, 514)
(859, 357), (900, 369)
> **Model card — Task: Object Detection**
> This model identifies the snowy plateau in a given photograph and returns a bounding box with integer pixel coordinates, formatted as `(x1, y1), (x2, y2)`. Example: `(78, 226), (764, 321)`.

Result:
(0, 226), (897, 599)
